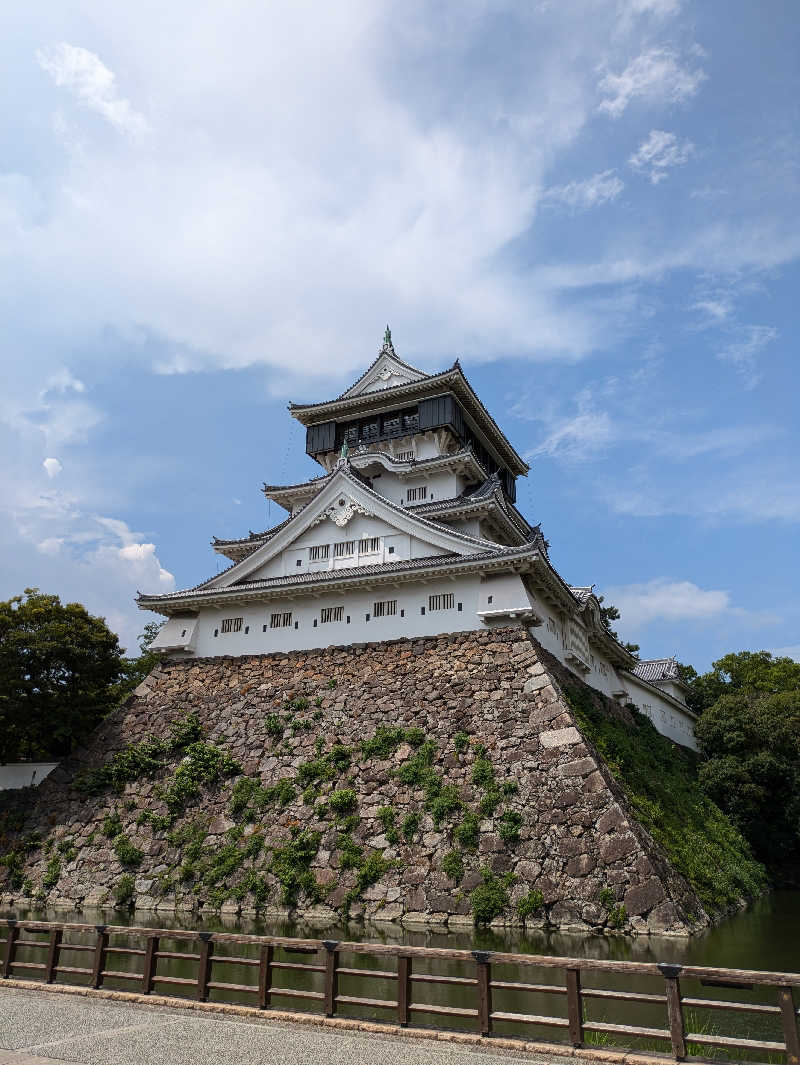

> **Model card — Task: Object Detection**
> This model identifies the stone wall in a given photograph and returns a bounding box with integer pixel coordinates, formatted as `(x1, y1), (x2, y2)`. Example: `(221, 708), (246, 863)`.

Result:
(0, 628), (708, 934)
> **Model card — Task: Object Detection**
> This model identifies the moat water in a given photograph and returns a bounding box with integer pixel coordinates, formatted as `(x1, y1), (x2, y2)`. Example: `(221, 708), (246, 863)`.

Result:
(4, 890), (799, 1056)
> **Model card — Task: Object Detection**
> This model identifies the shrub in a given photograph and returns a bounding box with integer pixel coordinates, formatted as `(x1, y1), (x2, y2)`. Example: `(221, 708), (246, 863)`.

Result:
(113, 874), (135, 908)
(471, 868), (515, 925)
(401, 812), (420, 842)
(517, 888), (544, 921)
(471, 756), (494, 789)
(113, 834), (144, 868)
(163, 742), (241, 813)
(136, 811), (172, 832)
(427, 784), (463, 827)
(498, 810), (523, 846)
(453, 731), (469, 754)
(102, 812), (123, 838)
(337, 832), (363, 870)
(453, 811), (480, 851)
(265, 713), (283, 740)
(43, 856), (60, 890)
(378, 806), (400, 844)
(270, 829), (322, 906)
(267, 778), (296, 806)
(328, 789), (357, 816)
(362, 726), (425, 760)
(598, 887), (616, 910)
(356, 851), (393, 893)
(608, 905), (627, 929)
(478, 789), (501, 816)
(395, 741), (437, 787)
(442, 850), (464, 882)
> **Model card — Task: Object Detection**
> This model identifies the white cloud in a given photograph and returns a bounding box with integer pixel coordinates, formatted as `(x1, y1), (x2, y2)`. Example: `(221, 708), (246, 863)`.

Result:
(36, 43), (149, 138)
(597, 48), (706, 117)
(603, 578), (731, 627)
(542, 170), (624, 210)
(42, 457), (62, 478)
(36, 537), (63, 556)
(717, 324), (778, 388)
(629, 129), (693, 183)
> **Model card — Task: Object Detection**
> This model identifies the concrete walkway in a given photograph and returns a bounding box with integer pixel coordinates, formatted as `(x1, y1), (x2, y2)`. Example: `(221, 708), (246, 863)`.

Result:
(0, 985), (626, 1065)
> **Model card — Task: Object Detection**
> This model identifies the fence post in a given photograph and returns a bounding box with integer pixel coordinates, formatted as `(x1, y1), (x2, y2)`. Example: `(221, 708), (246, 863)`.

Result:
(2, 920), (19, 979)
(322, 940), (339, 1018)
(197, 933), (214, 1002)
(142, 935), (159, 995)
(659, 963), (686, 1060)
(44, 928), (63, 984)
(91, 926), (109, 989)
(778, 986), (800, 1065)
(566, 967), (583, 1047)
(258, 944), (274, 1010)
(472, 951), (493, 1037)
(397, 954), (412, 1027)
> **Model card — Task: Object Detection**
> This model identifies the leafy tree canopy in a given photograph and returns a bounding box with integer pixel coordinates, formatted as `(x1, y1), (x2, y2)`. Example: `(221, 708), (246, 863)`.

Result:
(0, 589), (126, 762)
(682, 650), (800, 716)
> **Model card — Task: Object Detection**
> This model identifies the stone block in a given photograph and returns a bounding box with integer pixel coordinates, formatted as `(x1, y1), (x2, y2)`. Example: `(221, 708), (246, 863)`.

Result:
(600, 833), (637, 864)
(539, 726), (581, 748)
(624, 877), (666, 915)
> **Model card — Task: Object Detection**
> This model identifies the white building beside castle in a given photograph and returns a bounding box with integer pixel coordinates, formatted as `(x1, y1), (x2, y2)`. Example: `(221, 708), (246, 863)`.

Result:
(138, 332), (697, 750)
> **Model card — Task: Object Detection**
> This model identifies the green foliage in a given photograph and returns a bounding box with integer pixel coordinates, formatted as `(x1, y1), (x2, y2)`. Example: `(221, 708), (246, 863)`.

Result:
(453, 731), (469, 754)
(395, 741), (436, 787)
(0, 588), (126, 761)
(297, 743), (352, 785)
(441, 849), (464, 882)
(566, 684), (767, 913)
(269, 829), (322, 906)
(113, 874), (136, 908)
(684, 650), (800, 716)
(285, 697), (309, 712)
(598, 887), (616, 910)
(362, 725), (425, 760)
(427, 784), (463, 827)
(453, 811), (480, 851)
(337, 832), (363, 870)
(43, 855), (60, 889)
(201, 841), (246, 887)
(377, 806), (400, 844)
(355, 851), (392, 892)
(103, 812), (123, 838)
(113, 834), (144, 868)
(695, 689), (800, 873)
(517, 888), (544, 920)
(478, 789), (501, 816)
(162, 742), (241, 813)
(57, 836), (77, 861)
(471, 755), (495, 789)
(607, 904), (627, 929)
(498, 810), (523, 846)
(265, 713), (283, 740)
(136, 811), (173, 832)
(328, 788), (357, 816)
(401, 812), (420, 842)
(470, 868), (515, 925)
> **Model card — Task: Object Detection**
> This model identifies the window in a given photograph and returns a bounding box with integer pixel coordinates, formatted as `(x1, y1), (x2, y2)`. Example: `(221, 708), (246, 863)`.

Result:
(270, 611), (293, 629)
(382, 415), (401, 434)
(406, 486), (427, 502)
(428, 593), (454, 611)
(396, 450), (414, 461)
(344, 426), (359, 444)
(334, 540), (355, 558)
(309, 545), (329, 561)
(361, 421), (379, 440)
(296, 559), (302, 567)
(221, 617), (243, 634)
(359, 537), (380, 553)
(373, 599), (397, 618)
(320, 606), (344, 624)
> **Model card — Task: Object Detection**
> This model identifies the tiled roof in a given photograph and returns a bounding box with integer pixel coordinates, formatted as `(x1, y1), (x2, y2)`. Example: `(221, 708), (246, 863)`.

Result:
(138, 543), (539, 606)
(633, 658), (683, 684)
(569, 586), (595, 604)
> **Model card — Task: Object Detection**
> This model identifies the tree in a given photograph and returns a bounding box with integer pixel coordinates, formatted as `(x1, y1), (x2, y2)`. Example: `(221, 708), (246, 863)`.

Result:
(596, 596), (640, 657)
(692, 651), (800, 879)
(0, 589), (125, 762)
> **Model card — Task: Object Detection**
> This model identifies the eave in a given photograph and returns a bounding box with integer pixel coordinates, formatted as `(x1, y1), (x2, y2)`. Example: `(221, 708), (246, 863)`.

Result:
(137, 546), (541, 615)
(289, 365), (529, 477)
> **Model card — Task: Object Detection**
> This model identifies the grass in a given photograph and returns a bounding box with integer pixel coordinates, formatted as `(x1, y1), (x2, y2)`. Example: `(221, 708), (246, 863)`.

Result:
(564, 683), (768, 915)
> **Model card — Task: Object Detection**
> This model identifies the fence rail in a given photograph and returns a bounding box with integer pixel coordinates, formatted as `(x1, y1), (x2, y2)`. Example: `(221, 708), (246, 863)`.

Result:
(1, 918), (798, 1064)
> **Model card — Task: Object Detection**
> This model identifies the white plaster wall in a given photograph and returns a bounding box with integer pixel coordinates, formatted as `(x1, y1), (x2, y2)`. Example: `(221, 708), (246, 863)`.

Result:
(623, 674), (698, 750)
(190, 574), (485, 658)
(0, 763), (58, 790)
(372, 470), (460, 507)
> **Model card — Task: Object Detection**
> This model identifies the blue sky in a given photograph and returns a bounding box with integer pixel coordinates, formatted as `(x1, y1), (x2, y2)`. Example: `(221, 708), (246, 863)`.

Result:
(1, 0), (798, 669)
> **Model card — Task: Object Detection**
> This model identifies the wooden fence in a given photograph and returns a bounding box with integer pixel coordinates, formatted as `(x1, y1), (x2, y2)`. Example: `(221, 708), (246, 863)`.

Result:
(1, 918), (798, 1064)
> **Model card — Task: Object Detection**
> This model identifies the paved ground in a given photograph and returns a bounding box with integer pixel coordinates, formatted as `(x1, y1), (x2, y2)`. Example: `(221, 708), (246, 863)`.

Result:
(0, 986), (596, 1065)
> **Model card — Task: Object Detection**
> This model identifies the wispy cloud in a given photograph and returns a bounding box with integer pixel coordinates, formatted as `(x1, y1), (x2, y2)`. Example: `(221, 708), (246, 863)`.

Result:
(42, 457), (62, 479)
(37, 43), (149, 138)
(629, 129), (693, 183)
(716, 324), (778, 388)
(602, 578), (731, 627)
(597, 47), (706, 117)
(542, 170), (624, 211)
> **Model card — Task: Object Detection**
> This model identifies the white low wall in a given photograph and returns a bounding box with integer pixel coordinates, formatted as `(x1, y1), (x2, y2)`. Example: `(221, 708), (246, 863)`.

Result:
(0, 763), (58, 791)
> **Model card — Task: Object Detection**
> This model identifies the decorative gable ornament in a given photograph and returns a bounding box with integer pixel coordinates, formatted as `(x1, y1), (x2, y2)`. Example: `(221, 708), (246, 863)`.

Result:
(309, 494), (372, 528)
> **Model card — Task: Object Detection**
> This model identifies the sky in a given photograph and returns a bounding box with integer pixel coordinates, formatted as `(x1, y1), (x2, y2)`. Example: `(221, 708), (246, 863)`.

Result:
(1, 0), (798, 669)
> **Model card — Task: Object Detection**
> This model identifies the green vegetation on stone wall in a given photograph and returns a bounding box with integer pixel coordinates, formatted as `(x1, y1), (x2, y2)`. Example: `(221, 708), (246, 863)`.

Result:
(564, 683), (767, 914)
